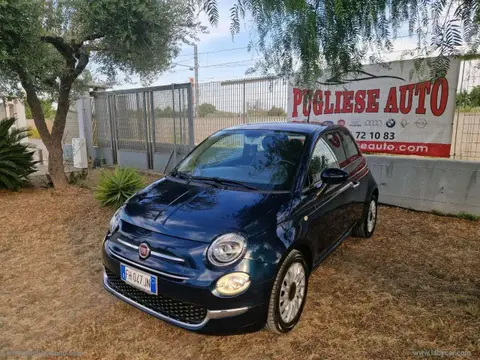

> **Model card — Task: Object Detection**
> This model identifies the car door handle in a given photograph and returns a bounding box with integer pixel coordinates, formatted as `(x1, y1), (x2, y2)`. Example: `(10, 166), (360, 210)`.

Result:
(351, 181), (360, 189)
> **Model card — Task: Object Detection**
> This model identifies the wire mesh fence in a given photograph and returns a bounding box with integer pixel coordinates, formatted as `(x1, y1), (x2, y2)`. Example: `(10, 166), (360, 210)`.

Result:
(91, 84), (193, 170)
(194, 77), (288, 143)
(451, 60), (480, 161)
(90, 70), (480, 166)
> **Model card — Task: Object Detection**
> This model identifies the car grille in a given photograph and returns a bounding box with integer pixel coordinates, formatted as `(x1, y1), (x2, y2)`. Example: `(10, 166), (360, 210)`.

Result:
(105, 268), (207, 325)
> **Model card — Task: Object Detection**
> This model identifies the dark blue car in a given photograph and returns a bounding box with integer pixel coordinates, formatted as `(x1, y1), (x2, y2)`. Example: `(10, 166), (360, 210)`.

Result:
(102, 122), (378, 334)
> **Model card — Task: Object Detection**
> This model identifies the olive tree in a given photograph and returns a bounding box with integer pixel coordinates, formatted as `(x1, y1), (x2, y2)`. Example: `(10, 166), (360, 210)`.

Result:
(0, 0), (205, 188)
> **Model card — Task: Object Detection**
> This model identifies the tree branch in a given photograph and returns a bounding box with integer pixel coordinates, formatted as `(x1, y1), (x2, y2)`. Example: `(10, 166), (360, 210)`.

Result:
(82, 33), (104, 43)
(14, 65), (52, 147)
(40, 36), (75, 65)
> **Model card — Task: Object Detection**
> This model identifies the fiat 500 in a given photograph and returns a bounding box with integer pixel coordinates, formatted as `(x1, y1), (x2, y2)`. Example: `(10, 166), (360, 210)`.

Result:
(102, 122), (378, 334)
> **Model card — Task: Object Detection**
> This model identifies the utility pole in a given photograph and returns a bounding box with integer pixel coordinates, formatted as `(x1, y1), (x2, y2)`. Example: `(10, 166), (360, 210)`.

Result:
(194, 44), (199, 118)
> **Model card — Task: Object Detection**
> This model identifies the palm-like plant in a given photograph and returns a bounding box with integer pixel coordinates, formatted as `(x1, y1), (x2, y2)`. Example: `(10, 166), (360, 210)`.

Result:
(0, 118), (37, 190)
(95, 167), (145, 209)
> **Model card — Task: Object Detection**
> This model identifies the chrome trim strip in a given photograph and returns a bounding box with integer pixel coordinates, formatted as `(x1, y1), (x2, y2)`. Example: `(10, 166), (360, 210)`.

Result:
(108, 250), (189, 281)
(103, 271), (249, 330)
(115, 238), (185, 263)
(208, 307), (249, 319)
(117, 238), (138, 250)
(151, 250), (185, 263)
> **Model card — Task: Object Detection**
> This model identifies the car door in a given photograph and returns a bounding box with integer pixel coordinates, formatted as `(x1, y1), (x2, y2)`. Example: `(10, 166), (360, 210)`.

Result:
(337, 130), (369, 221)
(299, 136), (352, 262)
(324, 131), (364, 227)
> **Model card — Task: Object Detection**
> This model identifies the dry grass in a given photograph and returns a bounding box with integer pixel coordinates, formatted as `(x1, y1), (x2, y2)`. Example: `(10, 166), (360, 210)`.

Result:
(1, 181), (479, 359)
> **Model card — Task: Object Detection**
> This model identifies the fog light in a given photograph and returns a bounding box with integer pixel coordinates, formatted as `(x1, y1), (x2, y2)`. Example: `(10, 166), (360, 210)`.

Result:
(214, 272), (250, 297)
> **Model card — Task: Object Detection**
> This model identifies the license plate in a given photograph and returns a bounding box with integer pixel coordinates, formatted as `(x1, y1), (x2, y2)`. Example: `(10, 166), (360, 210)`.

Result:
(120, 264), (157, 295)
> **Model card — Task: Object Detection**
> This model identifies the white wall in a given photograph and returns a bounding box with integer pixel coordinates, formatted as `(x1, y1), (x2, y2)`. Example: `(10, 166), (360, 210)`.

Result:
(367, 155), (480, 216)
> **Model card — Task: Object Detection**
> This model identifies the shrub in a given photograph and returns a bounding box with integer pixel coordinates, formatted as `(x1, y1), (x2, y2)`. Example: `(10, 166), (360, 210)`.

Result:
(0, 118), (37, 190)
(29, 127), (41, 139)
(198, 103), (216, 117)
(95, 167), (144, 209)
(267, 106), (287, 116)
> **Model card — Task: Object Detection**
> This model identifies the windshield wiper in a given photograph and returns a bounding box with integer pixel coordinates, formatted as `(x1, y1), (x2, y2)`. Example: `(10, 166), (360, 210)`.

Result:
(192, 176), (260, 191)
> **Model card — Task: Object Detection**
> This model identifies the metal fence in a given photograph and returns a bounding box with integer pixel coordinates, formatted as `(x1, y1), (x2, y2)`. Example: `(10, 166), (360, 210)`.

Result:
(89, 68), (480, 172)
(451, 59), (480, 161)
(193, 77), (288, 143)
(92, 83), (193, 172)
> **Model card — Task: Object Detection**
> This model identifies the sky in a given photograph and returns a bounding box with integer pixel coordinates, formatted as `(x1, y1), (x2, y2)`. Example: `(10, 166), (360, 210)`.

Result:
(108, 0), (424, 91)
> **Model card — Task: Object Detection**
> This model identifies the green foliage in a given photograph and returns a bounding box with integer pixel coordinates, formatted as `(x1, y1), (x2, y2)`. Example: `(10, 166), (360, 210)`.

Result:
(155, 106), (174, 117)
(28, 127), (41, 139)
(431, 209), (479, 221)
(95, 168), (145, 209)
(25, 99), (56, 119)
(205, 0), (480, 84)
(69, 169), (89, 185)
(267, 106), (286, 116)
(0, 118), (37, 190)
(469, 86), (480, 107)
(0, 0), (214, 187)
(456, 91), (471, 107)
(456, 86), (480, 108)
(457, 212), (480, 221)
(198, 103), (217, 117)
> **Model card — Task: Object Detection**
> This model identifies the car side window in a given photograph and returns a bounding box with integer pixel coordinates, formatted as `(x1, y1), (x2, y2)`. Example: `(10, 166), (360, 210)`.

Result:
(305, 138), (339, 187)
(340, 131), (360, 162)
(325, 132), (347, 167)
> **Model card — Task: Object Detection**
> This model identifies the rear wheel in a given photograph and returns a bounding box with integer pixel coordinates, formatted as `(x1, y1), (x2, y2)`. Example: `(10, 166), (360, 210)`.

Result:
(352, 195), (378, 238)
(265, 250), (308, 333)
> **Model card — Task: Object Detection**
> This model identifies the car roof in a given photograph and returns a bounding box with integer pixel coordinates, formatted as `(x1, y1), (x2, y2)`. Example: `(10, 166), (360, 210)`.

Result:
(223, 121), (344, 135)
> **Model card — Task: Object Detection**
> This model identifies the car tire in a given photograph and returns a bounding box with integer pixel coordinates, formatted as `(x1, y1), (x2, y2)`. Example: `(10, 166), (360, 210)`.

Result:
(265, 249), (309, 333)
(352, 194), (378, 238)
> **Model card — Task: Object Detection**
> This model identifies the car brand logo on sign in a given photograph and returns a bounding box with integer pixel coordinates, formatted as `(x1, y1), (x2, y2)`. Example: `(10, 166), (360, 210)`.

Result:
(386, 118), (396, 128)
(337, 119), (346, 126)
(415, 118), (428, 128)
(365, 120), (382, 126)
(401, 119), (408, 128)
(139, 243), (151, 259)
(350, 119), (361, 127)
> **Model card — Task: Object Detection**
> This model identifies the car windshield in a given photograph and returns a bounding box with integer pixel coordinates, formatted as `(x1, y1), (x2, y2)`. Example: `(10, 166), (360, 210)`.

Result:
(173, 129), (307, 191)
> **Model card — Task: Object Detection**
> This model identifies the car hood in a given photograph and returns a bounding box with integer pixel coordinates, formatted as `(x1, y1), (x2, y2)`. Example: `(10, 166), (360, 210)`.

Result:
(121, 177), (292, 242)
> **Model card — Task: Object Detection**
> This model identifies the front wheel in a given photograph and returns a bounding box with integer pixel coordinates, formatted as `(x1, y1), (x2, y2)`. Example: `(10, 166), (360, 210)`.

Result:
(265, 250), (309, 333)
(352, 194), (378, 238)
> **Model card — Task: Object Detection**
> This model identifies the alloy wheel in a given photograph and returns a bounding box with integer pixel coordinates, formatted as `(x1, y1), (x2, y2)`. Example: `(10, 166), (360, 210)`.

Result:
(279, 262), (306, 323)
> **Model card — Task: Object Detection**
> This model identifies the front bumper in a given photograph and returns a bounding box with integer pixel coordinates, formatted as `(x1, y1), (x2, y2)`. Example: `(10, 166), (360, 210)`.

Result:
(102, 240), (271, 333)
(103, 271), (257, 330)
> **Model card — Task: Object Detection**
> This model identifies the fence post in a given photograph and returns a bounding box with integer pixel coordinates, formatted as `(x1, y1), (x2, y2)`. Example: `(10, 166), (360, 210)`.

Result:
(242, 80), (247, 124)
(76, 96), (95, 164)
(187, 84), (194, 149)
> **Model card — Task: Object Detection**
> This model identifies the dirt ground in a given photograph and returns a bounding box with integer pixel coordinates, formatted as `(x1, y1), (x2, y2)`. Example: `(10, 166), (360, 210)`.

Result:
(1, 177), (479, 359)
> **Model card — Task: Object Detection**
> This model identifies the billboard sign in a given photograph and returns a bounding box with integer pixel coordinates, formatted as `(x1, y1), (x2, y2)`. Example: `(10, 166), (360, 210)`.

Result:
(287, 59), (461, 157)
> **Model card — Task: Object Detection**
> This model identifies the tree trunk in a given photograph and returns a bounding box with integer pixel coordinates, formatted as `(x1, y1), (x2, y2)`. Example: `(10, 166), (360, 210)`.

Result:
(48, 96), (71, 188)
(47, 138), (69, 188)
(19, 75), (70, 188)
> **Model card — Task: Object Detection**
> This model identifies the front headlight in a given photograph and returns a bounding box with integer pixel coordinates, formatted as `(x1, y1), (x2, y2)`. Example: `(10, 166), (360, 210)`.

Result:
(215, 272), (251, 297)
(108, 207), (123, 233)
(207, 233), (246, 266)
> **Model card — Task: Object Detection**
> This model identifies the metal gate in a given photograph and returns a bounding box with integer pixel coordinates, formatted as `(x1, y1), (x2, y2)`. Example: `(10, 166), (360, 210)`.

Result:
(92, 83), (194, 172)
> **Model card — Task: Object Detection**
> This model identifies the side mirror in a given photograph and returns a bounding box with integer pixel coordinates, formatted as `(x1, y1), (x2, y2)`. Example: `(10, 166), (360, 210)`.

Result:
(321, 168), (349, 185)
